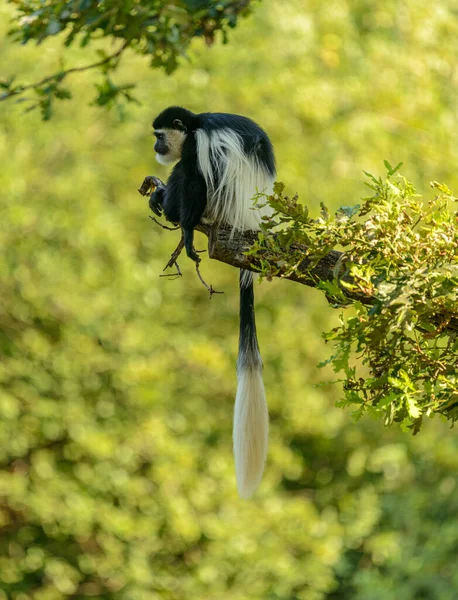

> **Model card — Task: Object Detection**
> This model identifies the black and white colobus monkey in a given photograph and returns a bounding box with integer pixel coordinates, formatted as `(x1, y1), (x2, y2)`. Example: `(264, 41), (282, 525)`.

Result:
(150, 106), (276, 498)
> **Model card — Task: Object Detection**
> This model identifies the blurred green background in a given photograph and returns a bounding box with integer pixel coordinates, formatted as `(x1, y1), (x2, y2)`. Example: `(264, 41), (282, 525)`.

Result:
(1, 1), (458, 598)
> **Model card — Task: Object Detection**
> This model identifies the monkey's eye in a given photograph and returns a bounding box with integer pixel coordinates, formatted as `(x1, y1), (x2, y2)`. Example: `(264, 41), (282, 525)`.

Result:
(154, 132), (164, 141)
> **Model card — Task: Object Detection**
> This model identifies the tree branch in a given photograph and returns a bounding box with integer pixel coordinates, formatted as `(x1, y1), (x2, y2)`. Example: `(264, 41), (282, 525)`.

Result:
(138, 176), (458, 334)
(0, 41), (128, 102)
(200, 223), (458, 333)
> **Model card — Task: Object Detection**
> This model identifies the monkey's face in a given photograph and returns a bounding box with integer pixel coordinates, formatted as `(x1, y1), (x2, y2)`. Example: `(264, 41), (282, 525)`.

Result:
(154, 126), (187, 165)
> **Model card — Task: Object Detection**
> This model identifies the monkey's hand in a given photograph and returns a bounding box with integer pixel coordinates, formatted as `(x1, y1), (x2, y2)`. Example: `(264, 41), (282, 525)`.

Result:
(149, 188), (164, 217)
(138, 175), (164, 196)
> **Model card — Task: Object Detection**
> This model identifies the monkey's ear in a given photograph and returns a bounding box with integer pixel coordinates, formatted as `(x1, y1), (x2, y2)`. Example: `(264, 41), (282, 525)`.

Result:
(173, 119), (187, 133)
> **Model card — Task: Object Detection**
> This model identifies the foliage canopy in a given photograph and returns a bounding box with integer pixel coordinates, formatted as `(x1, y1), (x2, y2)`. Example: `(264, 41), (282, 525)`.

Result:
(252, 168), (457, 432)
(2, 0), (253, 117)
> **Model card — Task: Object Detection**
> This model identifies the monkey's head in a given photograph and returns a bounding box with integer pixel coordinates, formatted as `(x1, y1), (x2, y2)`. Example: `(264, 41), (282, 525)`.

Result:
(152, 106), (198, 165)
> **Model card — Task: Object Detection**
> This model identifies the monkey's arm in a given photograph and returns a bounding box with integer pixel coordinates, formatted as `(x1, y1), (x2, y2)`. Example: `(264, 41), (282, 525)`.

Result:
(138, 172), (206, 262)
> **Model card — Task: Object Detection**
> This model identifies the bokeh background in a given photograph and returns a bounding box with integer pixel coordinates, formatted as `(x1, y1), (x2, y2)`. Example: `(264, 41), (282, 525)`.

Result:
(1, 1), (458, 598)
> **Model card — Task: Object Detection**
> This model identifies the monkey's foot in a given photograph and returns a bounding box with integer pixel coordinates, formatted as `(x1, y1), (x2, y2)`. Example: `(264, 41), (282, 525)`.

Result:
(187, 249), (202, 263)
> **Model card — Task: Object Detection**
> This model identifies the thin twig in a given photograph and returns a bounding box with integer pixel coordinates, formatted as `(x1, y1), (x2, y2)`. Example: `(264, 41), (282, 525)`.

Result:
(1, 41), (128, 102)
(423, 316), (452, 338)
(163, 237), (185, 275)
(160, 260), (182, 279)
(195, 263), (224, 298)
(149, 216), (180, 231)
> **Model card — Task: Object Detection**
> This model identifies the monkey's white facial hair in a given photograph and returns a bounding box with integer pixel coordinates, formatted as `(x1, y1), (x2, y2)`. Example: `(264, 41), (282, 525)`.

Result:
(155, 128), (187, 165)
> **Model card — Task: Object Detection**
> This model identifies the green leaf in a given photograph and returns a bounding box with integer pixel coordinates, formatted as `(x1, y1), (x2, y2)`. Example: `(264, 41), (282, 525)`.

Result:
(406, 396), (421, 419)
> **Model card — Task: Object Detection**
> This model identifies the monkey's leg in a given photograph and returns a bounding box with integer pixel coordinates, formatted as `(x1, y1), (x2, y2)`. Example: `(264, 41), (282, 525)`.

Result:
(180, 173), (207, 263)
(183, 227), (201, 263)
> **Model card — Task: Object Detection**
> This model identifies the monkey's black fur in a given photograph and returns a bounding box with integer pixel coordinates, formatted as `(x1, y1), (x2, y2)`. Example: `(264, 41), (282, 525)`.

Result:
(150, 106), (275, 261)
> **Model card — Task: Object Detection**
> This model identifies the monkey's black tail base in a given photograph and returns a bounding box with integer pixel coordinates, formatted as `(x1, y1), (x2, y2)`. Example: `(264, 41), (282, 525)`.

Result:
(232, 269), (269, 499)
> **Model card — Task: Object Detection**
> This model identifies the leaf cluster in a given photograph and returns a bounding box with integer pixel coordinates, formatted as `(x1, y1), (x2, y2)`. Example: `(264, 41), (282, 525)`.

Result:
(254, 166), (458, 433)
(3, 0), (253, 115)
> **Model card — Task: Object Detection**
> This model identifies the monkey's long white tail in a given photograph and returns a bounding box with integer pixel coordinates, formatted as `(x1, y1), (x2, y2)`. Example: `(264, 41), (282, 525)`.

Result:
(233, 270), (268, 499)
